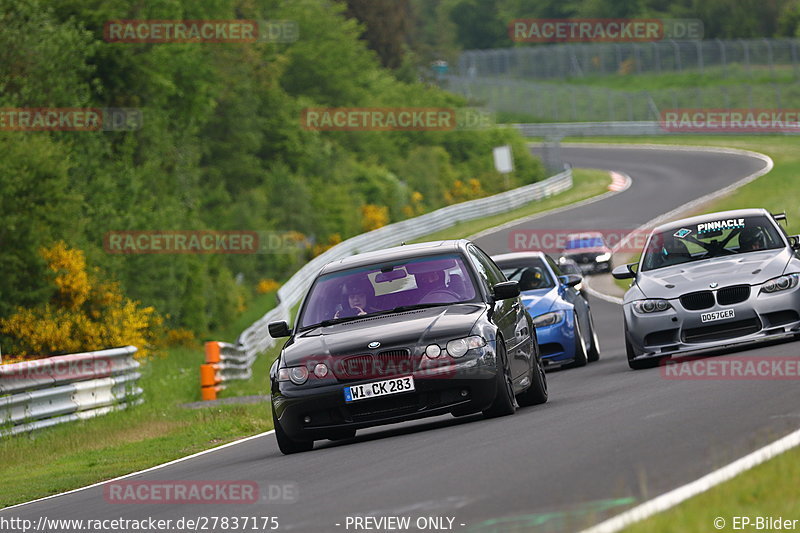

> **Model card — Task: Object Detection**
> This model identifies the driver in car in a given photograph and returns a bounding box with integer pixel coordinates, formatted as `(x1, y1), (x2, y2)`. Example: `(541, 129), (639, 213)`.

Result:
(334, 280), (379, 318)
(738, 225), (769, 252)
(415, 270), (448, 302)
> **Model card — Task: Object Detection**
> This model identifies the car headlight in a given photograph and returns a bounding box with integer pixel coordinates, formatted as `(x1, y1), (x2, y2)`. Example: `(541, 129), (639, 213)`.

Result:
(277, 366), (309, 385)
(595, 253), (611, 262)
(633, 299), (672, 313)
(445, 335), (486, 358)
(532, 311), (565, 327)
(761, 273), (800, 293)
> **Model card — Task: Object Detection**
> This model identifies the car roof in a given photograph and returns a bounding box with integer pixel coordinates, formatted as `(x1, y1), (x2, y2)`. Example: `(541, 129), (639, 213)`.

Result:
(651, 208), (773, 233)
(320, 240), (471, 274)
(565, 231), (603, 238)
(491, 251), (548, 263)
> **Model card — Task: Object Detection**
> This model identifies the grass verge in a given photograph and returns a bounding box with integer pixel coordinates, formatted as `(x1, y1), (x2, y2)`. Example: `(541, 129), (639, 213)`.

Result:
(551, 136), (800, 531)
(0, 167), (611, 508)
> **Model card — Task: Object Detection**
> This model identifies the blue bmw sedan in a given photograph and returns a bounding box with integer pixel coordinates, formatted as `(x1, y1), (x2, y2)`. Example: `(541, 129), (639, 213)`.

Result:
(493, 252), (600, 368)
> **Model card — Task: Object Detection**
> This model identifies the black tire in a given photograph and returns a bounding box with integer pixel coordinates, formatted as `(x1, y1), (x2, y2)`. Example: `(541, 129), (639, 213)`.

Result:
(587, 313), (600, 363)
(272, 406), (313, 455)
(625, 326), (660, 370)
(483, 342), (517, 418)
(517, 349), (548, 407)
(566, 317), (588, 368)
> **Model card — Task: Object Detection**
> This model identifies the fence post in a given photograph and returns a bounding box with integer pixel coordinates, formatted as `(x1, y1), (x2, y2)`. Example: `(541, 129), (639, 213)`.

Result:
(741, 39), (751, 78)
(696, 41), (704, 74)
(764, 38), (775, 79)
(717, 39), (727, 77)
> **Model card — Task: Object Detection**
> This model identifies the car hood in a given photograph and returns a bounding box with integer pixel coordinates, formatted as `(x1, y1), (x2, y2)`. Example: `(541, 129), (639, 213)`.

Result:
(636, 249), (790, 299)
(521, 288), (557, 315)
(283, 304), (487, 365)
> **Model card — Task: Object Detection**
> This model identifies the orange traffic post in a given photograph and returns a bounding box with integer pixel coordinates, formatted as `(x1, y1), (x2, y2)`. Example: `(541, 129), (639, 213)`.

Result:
(205, 341), (221, 363)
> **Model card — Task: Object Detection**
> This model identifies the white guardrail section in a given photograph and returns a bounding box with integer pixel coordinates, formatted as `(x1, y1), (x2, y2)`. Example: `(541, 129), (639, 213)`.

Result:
(0, 346), (142, 436)
(513, 121), (800, 138)
(241, 168), (571, 351)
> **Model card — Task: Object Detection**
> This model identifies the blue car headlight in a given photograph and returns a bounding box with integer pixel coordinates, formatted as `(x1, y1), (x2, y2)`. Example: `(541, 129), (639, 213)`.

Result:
(532, 311), (565, 328)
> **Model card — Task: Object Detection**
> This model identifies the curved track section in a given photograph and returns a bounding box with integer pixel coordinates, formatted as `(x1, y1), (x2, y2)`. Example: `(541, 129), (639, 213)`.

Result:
(5, 145), (798, 533)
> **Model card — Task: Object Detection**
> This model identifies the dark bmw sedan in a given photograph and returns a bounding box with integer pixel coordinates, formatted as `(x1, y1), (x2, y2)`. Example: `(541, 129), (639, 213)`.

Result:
(268, 240), (547, 454)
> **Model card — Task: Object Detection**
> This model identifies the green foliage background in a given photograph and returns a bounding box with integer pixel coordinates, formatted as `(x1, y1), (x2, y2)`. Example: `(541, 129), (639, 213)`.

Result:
(0, 0), (544, 341)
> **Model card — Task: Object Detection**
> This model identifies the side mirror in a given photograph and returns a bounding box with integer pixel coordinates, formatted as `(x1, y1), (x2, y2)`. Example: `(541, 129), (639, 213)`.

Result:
(559, 274), (583, 287)
(268, 321), (292, 338)
(612, 263), (637, 280)
(493, 280), (520, 300)
(789, 235), (800, 251)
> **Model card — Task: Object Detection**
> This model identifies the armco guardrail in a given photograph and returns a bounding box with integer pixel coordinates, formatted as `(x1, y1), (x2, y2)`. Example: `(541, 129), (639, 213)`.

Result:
(0, 346), (142, 436)
(200, 341), (254, 400)
(199, 167), (573, 400)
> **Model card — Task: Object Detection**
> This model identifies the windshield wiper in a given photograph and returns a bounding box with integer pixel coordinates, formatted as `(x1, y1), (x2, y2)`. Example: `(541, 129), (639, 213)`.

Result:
(387, 302), (451, 313)
(300, 315), (365, 330)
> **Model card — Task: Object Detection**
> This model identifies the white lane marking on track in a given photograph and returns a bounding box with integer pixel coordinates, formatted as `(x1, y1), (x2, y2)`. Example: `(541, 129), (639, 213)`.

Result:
(579, 426), (800, 533)
(0, 429), (276, 512)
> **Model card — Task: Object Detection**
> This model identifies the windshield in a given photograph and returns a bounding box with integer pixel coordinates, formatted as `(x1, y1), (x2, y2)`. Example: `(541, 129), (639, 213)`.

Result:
(565, 235), (606, 250)
(641, 215), (785, 271)
(497, 258), (556, 290)
(298, 254), (478, 329)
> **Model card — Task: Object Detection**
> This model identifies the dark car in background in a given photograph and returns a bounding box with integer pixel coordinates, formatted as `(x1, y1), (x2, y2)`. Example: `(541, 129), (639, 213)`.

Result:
(268, 240), (547, 454)
(493, 252), (600, 368)
(560, 232), (613, 274)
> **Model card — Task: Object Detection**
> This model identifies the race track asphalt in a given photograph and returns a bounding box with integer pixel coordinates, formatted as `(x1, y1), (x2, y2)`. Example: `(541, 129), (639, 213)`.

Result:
(4, 144), (798, 533)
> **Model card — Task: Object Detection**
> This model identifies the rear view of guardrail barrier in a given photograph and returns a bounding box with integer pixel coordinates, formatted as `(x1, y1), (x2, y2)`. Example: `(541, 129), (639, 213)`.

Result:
(0, 346), (142, 436)
(199, 167), (573, 399)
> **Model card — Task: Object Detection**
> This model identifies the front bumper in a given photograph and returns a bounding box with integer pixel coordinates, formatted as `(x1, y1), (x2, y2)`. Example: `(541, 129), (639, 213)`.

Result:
(624, 285), (800, 361)
(272, 355), (498, 441)
(535, 315), (578, 366)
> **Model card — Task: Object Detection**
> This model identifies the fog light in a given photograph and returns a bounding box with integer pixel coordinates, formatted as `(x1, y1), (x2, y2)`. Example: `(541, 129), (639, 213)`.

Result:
(425, 344), (441, 358)
(314, 363), (329, 378)
(303, 416), (311, 424)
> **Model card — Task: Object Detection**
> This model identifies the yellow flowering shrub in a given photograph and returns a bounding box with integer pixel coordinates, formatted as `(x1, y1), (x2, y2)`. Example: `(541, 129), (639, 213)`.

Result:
(361, 204), (389, 232)
(311, 233), (342, 257)
(256, 278), (281, 294)
(0, 242), (165, 361)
